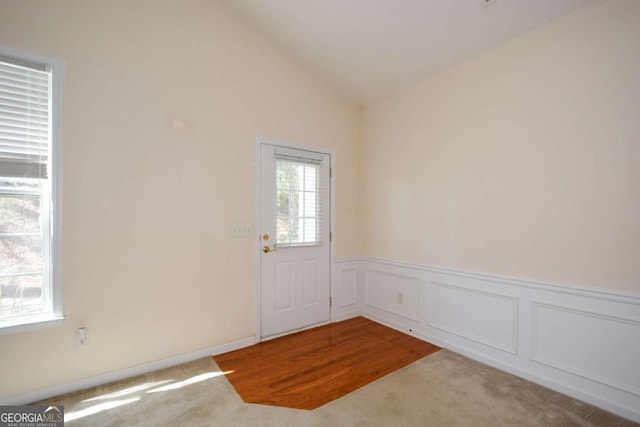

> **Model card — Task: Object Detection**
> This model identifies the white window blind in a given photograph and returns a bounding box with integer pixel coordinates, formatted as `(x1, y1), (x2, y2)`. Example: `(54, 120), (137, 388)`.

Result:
(274, 149), (326, 248)
(0, 49), (58, 331)
(0, 54), (50, 179)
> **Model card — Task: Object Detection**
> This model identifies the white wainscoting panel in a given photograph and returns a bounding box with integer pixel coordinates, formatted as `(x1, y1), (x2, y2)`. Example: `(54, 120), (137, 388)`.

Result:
(365, 268), (421, 321)
(333, 258), (362, 321)
(340, 268), (358, 306)
(427, 281), (518, 354)
(333, 256), (640, 423)
(532, 302), (640, 395)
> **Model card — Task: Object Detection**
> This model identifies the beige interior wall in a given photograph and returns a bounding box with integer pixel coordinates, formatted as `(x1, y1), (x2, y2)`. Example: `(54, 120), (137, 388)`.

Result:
(0, 0), (360, 397)
(361, 0), (640, 294)
(2, 0), (638, 402)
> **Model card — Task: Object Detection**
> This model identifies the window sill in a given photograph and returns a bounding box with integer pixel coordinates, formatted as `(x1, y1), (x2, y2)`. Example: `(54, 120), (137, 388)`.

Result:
(0, 315), (64, 336)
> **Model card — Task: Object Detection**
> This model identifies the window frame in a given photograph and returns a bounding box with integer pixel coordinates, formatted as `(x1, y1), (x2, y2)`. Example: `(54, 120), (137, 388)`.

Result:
(0, 45), (64, 335)
(274, 158), (323, 248)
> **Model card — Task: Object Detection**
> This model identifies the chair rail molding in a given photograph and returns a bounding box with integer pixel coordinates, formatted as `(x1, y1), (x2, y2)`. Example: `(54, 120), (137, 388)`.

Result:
(334, 256), (640, 423)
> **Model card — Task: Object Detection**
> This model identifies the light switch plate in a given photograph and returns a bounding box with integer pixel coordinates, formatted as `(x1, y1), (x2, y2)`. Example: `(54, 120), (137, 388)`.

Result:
(230, 224), (253, 237)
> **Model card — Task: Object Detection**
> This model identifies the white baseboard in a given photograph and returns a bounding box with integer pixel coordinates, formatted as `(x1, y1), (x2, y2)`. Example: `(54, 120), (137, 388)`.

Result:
(6, 257), (639, 423)
(332, 312), (362, 323)
(1, 336), (256, 406)
(336, 256), (640, 423)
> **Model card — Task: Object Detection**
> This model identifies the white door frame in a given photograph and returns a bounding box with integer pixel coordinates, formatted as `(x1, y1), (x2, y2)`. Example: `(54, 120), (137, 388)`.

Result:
(255, 137), (336, 342)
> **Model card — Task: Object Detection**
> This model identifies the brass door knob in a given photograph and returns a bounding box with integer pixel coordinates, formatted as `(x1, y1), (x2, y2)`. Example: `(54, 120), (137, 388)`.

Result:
(262, 246), (271, 253)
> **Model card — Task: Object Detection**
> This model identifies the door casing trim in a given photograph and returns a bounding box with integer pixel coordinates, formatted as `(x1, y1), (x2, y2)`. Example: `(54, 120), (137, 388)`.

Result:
(255, 137), (336, 342)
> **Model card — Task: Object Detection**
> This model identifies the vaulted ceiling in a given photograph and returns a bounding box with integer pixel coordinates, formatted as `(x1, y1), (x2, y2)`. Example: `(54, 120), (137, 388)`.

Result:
(224, 0), (592, 105)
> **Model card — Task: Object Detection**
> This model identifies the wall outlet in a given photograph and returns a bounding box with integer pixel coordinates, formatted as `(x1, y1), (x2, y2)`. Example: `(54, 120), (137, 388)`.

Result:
(396, 292), (404, 304)
(76, 327), (87, 345)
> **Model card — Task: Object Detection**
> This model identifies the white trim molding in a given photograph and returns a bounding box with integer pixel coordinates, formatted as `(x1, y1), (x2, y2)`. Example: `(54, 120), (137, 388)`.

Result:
(6, 256), (639, 423)
(333, 257), (363, 321)
(426, 281), (519, 354)
(531, 302), (640, 396)
(0, 336), (256, 406)
(335, 256), (640, 423)
(0, 45), (65, 335)
(255, 137), (336, 341)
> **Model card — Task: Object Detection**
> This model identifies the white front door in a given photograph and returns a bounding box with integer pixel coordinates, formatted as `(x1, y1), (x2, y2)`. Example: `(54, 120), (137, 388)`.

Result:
(258, 142), (332, 339)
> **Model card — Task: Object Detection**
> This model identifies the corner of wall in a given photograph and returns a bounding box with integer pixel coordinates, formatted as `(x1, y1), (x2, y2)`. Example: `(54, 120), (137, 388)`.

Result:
(334, 256), (640, 424)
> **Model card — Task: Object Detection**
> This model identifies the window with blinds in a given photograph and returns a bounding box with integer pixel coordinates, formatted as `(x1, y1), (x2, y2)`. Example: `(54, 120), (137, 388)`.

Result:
(0, 49), (61, 330)
(275, 152), (325, 248)
(0, 56), (49, 179)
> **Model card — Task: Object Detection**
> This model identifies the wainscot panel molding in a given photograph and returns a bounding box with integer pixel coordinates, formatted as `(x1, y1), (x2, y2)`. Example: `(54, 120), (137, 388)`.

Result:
(426, 281), (519, 354)
(333, 257), (363, 321)
(334, 256), (640, 423)
(532, 302), (640, 396)
(365, 268), (421, 321)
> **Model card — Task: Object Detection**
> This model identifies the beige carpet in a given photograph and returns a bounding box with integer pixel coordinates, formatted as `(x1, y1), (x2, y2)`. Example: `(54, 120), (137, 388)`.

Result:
(36, 350), (637, 426)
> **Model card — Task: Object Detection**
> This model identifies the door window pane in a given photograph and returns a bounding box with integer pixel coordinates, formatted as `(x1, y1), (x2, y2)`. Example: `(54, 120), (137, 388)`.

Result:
(275, 159), (321, 247)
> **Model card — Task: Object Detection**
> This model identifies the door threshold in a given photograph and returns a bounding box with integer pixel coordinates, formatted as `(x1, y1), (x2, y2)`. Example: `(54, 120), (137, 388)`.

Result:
(260, 320), (332, 342)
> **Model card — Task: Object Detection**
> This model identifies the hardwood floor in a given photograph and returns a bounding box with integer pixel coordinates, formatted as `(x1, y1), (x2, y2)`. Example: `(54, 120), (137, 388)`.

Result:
(213, 316), (441, 410)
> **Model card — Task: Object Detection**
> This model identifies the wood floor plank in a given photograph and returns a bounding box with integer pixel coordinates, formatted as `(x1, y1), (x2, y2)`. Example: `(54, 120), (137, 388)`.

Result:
(213, 317), (441, 410)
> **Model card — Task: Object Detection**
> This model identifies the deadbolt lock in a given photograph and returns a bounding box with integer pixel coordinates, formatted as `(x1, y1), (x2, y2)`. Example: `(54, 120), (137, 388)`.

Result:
(262, 234), (269, 241)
